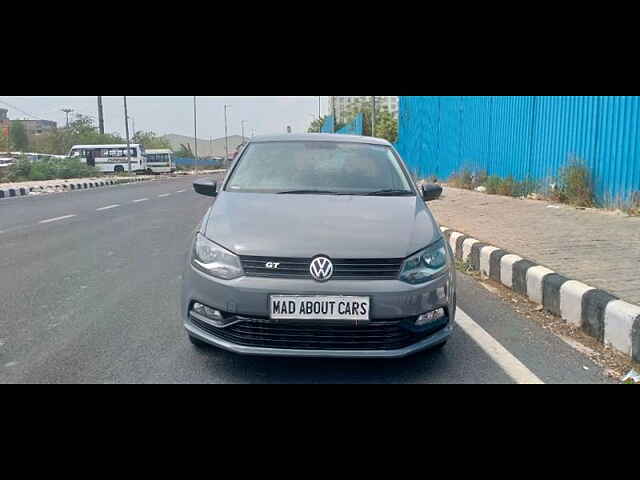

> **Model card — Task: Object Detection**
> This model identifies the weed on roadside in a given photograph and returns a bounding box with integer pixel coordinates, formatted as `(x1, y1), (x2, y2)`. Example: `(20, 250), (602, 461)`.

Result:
(449, 168), (474, 190)
(455, 258), (475, 274)
(550, 158), (595, 208)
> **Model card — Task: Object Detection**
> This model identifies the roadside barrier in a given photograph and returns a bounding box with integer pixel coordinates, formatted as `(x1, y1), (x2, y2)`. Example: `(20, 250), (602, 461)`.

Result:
(441, 226), (640, 363)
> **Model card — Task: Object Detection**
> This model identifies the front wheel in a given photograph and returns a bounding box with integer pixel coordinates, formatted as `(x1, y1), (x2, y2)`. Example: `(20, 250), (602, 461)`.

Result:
(114, 165), (125, 174)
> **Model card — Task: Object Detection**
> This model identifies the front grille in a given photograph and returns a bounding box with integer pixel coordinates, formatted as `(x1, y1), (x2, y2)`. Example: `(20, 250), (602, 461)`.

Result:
(240, 256), (403, 280)
(190, 315), (447, 351)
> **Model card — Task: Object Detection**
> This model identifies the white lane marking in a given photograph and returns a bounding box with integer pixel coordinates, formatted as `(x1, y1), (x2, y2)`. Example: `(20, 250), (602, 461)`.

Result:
(132, 198), (149, 203)
(158, 193), (171, 198)
(39, 215), (76, 224)
(96, 204), (120, 211)
(456, 308), (545, 384)
(176, 189), (186, 193)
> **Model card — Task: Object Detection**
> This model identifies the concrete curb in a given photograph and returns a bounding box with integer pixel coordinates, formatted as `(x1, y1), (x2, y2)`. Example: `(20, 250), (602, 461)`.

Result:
(0, 177), (153, 200)
(441, 226), (640, 363)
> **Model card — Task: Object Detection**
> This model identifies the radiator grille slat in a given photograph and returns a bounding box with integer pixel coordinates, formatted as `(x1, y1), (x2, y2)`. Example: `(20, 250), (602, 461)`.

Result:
(240, 256), (403, 280)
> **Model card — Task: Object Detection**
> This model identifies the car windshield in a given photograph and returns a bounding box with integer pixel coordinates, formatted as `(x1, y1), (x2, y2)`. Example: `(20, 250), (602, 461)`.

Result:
(226, 141), (414, 195)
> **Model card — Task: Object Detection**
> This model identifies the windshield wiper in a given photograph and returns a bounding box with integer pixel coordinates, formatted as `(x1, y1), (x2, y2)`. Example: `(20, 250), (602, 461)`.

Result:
(277, 190), (342, 195)
(365, 189), (414, 196)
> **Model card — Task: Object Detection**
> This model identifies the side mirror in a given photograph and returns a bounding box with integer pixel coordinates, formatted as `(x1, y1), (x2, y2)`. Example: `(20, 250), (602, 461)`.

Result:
(421, 184), (443, 202)
(193, 180), (218, 197)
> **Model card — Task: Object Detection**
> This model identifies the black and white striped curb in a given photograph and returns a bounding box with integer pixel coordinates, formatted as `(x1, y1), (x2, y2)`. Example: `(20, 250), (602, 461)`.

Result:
(0, 177), (152, 200)
(441, 226), (640, 363)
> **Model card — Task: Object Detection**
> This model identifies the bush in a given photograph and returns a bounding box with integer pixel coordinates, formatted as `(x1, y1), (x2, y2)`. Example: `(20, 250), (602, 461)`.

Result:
(448, 168), (474, 189)
(551, 159), (595, 207)
(484, 176), (502, 194)
(5, 157), (99, 182)
(497, 176), (517, 196)
(628, 192), (640, 216)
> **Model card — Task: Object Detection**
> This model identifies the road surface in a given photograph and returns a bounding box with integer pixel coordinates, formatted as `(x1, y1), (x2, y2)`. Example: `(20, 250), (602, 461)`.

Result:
(0, 175), (614, 383)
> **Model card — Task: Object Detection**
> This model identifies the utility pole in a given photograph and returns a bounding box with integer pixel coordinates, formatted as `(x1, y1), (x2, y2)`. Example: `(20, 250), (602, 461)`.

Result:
(97, 96), (104, 134)
(371, 96), (377, 138)
(193, 96), (198, 174)
(123, 96), (132, 175)
(241, 120), (247, 142)
(224, 104), (230, 166)
(61, 109), (73, 128)
(331, 96), (336, 133)
(318, 96), (322, 121)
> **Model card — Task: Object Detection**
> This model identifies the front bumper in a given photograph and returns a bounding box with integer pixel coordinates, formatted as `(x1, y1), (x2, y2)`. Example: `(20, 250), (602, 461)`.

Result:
(182, 262), (456, 358)
(185, 319), (453, 358)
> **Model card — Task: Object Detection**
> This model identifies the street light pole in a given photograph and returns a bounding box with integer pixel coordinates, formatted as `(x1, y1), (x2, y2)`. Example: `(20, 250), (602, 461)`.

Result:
(193, 96), (198, 174)
(123, 96), (132, 175)
(318, 96), (322, 121)
(241, 120), (247, 142)
(61, 108), (73, 128)
(224, 104), (230, 166)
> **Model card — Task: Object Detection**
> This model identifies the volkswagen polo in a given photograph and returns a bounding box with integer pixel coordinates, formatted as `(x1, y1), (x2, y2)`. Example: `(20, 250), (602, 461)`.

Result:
(182, 134), (456, 358)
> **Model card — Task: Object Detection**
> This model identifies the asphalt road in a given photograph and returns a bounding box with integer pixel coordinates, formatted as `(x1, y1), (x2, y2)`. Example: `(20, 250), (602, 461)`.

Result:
(0, 175), (614, 384)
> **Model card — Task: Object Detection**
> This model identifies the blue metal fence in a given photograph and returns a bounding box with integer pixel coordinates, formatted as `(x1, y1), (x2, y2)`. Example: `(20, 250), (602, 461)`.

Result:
(175, 157), (222, 168)
(395, 96), (640, 204)
(320, 114), (364, 136)
(321, 115), (335, 133)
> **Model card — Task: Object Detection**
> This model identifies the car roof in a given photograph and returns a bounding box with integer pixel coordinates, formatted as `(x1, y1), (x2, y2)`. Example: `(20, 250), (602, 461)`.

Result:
(249, 133), (392, 146)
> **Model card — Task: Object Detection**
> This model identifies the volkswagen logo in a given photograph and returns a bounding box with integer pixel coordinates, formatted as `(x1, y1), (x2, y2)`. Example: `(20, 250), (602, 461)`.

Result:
(310, 256), (334, 282)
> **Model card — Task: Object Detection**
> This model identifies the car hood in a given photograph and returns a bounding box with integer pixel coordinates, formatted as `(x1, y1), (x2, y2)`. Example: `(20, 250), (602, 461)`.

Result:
(204, 192), (441, 259)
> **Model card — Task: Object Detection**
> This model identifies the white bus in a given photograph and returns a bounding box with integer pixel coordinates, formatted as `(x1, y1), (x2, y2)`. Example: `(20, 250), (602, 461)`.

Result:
(145, 149), (175, 174)
(68, 144), (147, 174)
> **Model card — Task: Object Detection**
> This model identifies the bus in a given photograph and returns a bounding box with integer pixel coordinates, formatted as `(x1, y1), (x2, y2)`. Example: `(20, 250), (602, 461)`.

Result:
(68, 144), (147, 174)
(145, 149), (175, 174)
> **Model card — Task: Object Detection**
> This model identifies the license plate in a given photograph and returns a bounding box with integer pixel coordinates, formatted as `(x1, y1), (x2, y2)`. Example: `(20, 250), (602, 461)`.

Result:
(270, 296), (370, 321)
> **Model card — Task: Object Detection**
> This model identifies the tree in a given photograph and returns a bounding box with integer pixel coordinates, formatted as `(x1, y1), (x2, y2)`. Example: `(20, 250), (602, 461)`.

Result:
(307, 115), (346, 134)
(30, 114), (125, 155)
(175, 144), (194, 158)
(132, 131), (172, 150)
(10, 121), (29, 152)
(374, 110), (398, 144)
(342, 98), (399, 143)
(307, 116), (328, 133)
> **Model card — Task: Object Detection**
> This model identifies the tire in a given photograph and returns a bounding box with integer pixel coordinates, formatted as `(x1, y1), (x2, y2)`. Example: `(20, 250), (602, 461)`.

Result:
(114, 166), (125, 174)
(188, 334), (210, 349)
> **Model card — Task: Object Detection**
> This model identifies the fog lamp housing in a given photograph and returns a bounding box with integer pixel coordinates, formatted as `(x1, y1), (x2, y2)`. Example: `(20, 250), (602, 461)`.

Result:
(192, 302), (224, 321)
(415, 308), (446, 327)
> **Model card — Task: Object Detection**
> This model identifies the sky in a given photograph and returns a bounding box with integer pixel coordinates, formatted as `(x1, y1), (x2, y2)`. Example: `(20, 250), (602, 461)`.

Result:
(0, 96), (330, 140)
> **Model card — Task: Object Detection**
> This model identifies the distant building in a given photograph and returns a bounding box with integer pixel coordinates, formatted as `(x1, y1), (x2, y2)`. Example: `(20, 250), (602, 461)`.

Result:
(19, 119), (57, 136)
(330, 96), (399, 123)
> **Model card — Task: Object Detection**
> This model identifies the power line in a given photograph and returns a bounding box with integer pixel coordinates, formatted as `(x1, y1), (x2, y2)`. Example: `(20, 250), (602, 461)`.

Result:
(0, 99), (46, 120)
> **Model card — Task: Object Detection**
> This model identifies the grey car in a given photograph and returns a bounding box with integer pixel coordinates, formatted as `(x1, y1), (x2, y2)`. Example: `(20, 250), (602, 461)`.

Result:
(182, 134), (456, 358)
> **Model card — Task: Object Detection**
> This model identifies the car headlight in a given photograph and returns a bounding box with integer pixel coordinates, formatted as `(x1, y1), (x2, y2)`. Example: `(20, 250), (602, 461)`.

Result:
(192, 233), (244, 280)
(399, 239), (449, 285)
